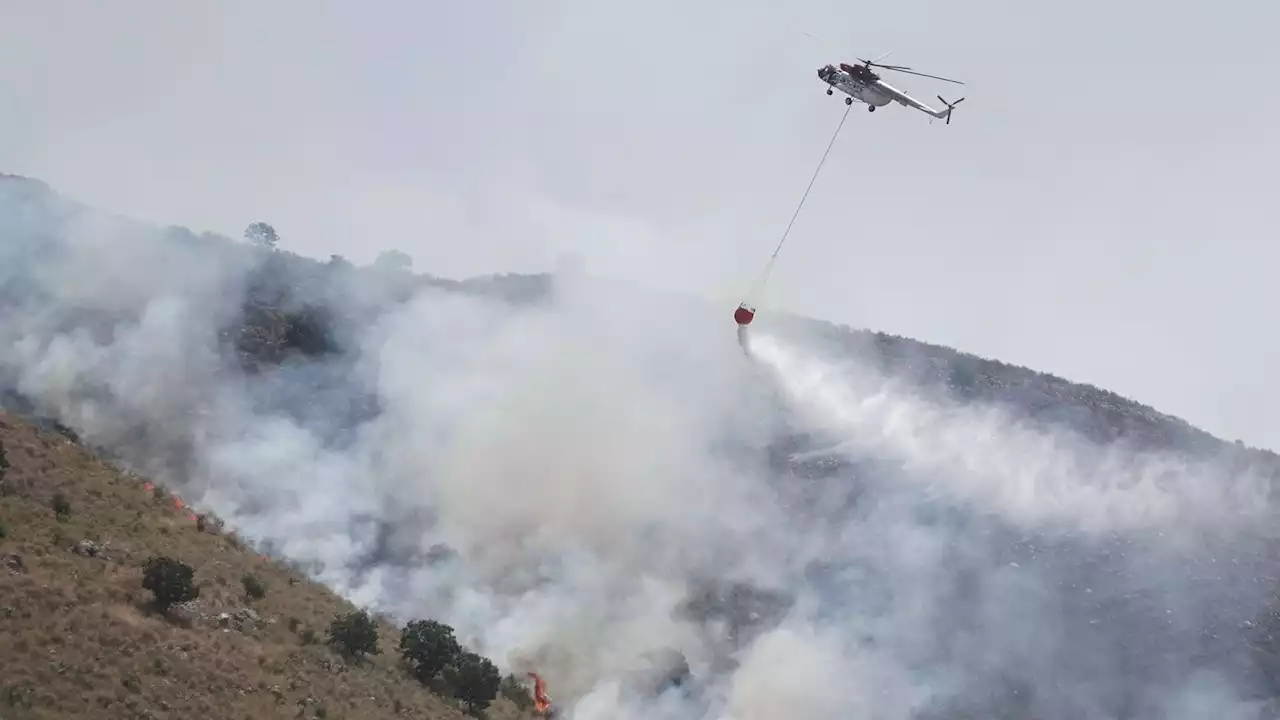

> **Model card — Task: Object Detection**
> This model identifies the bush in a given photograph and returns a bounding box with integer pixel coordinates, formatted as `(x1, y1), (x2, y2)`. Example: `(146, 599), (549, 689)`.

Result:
(399, 619), (462, 684)
(499, 674), (534, 710)
(327, 609), (380, 660)
(141, 556), (199, 612)
(50, 493), (71, 520)
(241, 573), (267, 601)
(450, 650), (500, 716)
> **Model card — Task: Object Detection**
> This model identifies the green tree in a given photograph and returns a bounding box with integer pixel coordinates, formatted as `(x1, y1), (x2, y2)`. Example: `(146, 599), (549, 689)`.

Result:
(449, 649), (501, 716)
(141, 556), (200, 612)
(399, 618), (461, 684)
(244, 221), (279, 250)
(327, 609), (380, 661)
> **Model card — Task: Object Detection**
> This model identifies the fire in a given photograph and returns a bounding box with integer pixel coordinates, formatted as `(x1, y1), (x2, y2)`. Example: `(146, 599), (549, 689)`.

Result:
(527, 672), (553, 715)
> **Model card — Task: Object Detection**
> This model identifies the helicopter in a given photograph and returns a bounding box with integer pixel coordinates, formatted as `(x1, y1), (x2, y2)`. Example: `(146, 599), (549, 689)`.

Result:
(817, 54), (965, 123)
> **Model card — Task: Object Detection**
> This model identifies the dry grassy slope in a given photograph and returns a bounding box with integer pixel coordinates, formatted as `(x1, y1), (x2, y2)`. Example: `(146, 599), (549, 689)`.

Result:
(0, 412), (531, 720)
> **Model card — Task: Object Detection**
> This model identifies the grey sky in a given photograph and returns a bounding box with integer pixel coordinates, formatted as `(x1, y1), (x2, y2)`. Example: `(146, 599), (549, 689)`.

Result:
(2, 0), (1277, 449)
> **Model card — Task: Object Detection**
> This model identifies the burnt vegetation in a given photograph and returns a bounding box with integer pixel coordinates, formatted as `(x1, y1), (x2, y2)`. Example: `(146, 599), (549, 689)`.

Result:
(5, 172), (1280, 716)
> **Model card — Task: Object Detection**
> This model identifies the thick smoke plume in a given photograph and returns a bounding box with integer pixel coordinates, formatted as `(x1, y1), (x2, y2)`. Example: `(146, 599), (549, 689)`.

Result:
(3, 175), (1279, 718)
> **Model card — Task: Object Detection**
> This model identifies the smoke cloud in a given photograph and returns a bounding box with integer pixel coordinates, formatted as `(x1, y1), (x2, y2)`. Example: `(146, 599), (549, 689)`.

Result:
(3, 174), (1278, 718)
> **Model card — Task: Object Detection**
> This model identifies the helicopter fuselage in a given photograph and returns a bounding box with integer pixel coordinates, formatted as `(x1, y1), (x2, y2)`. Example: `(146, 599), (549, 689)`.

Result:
(817, 65), (891, 110)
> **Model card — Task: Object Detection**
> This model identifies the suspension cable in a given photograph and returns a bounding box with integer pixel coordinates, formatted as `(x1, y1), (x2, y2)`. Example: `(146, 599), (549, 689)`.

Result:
(744, 103), (854, 303)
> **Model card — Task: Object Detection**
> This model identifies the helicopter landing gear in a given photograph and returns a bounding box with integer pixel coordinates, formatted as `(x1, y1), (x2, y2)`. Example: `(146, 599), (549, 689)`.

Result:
(827, 88), (833, 96)
(845, 96), (853, 106)
(867, 105), (876, 112)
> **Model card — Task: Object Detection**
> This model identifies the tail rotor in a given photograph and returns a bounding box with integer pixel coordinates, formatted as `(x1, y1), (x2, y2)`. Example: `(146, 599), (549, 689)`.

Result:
(937, 95), (965, 125)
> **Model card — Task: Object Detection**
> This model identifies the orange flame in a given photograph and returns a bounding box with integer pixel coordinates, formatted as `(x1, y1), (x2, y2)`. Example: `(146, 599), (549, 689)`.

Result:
(527, 672), (552, 714)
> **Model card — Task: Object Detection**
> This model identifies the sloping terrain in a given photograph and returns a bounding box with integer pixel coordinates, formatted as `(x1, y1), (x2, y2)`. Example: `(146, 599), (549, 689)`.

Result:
(0, 413), (531, 720)
(5, 171), (1280, 718)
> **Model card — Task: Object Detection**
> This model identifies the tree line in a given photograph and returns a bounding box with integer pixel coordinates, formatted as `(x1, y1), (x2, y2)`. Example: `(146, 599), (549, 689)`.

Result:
(142, 555), (509, 716)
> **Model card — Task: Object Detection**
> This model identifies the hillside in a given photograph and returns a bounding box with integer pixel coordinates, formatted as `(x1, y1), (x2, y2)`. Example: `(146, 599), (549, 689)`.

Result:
(2, 171), (1274, 465)
(0, 413), (533, 719)
(5, 171), (1280, 719)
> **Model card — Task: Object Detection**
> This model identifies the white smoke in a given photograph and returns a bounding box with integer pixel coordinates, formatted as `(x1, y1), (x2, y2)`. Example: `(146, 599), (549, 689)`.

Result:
(748, 332), (1275, 540)
(3, 176), (1278, 718)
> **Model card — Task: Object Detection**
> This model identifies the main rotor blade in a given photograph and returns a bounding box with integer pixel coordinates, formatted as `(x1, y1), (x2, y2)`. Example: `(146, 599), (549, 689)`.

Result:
(857, 52), (894, 66)
(880, 66), (965, 85)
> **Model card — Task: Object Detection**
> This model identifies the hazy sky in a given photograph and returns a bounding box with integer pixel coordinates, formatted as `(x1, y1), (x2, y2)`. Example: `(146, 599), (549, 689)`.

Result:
(2, 0), (1277, 449)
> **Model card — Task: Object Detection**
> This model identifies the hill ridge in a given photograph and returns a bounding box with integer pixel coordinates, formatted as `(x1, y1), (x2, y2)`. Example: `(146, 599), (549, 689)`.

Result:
(3, 170), (1268, 462)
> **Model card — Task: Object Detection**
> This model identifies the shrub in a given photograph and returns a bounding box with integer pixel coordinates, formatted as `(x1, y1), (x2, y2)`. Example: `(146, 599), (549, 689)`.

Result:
(50, 492), (71, 520)
(327, 609), (380, 660)
(499, 674), (533, 710)
(141, 556), (199, 612)
(399, 618), (461, 684)
(241, 573), (267, 601)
